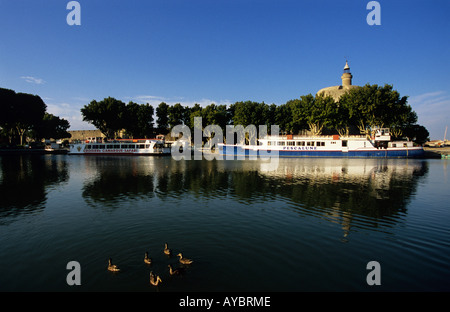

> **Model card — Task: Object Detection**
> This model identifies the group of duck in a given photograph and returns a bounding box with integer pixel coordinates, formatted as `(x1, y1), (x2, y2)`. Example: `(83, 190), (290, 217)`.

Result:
(107, 243), (194, 286)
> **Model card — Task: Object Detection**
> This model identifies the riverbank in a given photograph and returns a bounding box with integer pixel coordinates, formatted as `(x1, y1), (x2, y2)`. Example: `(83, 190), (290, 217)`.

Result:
(423, 147), (450, 159)
(0, 148), (69, 155)
(0, 148), (46, 155)
(1, 147), (449, 158)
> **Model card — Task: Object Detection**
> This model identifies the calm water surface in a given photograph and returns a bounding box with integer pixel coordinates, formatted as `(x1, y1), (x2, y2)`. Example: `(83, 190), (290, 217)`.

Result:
(0, 155), (449, 291)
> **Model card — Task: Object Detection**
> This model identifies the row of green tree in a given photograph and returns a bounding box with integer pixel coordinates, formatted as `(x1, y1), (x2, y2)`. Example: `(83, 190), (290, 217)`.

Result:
(0, 88), (71, 146)
(80, 84), (429, 144)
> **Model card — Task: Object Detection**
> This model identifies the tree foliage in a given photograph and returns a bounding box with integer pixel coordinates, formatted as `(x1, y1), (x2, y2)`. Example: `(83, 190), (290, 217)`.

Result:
(77, 83), (428, 144)
(124, 102), (154, 138)
(81, 97), (126, 138)
(81, 97), (157, 139)
(156, 102), (169, 134)
(35, 113), (71, 140)
(338, 84), (417, 138)
(0, 88), (66, 145)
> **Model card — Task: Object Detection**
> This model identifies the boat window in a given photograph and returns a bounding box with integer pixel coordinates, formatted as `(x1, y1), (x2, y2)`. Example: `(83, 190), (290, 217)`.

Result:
(392, 144), (396, 147)
(86, 145), (91, 149)
(145, 144), (150, 149)
(403, 143), (407, 147)
(277, 141), (285, 146)
(138, 144), (145, 149)
(307, 141), (314, 146)
(92, 145), (98, 149)
(342, 140), (348, 147)
(296, 141), (305, 146)
(106, 145), (113, 149)
(287, 141), (295, 146)
(317, 142), (325, 146)
(98, 145), (105, 149)
(267, 141), (271, 146)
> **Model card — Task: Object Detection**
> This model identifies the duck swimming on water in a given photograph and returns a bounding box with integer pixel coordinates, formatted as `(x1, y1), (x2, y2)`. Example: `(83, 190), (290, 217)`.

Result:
(168, 264), (185, 275)
(144, 252), (152, 265)
(107, 258), (120, 272)
(177, 253), (193, 265)
(164, 243), (172, 256)
(150, 271), (162, 286)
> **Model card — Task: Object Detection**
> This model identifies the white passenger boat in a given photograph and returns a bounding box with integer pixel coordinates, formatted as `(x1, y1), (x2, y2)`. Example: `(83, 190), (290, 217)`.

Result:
(219, 128), (424, 158)
(69, 135), (171, 156)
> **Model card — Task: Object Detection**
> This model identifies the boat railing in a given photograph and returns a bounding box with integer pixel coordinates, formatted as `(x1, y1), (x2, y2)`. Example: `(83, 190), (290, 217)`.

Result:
(261, 134), (366, 140)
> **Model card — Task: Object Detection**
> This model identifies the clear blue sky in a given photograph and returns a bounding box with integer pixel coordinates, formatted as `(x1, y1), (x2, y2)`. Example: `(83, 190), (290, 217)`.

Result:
(1, 0), (449, 139)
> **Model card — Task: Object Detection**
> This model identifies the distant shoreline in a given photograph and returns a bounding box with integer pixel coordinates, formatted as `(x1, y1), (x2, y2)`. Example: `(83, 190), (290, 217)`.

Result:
(0, 148), (46, 155)
(2, 147), (449, 159)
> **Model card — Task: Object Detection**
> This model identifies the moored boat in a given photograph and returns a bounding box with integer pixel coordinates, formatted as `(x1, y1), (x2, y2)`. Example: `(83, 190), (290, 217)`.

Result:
(218, 128), (424, 158)
(69, 136), (171, 156)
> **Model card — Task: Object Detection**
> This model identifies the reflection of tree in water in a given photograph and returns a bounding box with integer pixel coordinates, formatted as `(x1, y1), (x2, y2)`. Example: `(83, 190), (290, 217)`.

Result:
(232, 160), (429, 238)
(82, 156), (156, 208)
(0, 155), (69, 223)
(81, 157), (428, 234)
(82, 158), (232, 207)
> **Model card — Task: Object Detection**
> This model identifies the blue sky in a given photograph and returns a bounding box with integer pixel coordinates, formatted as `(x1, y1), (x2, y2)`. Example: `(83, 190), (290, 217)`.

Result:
(1, 0), (449, 139)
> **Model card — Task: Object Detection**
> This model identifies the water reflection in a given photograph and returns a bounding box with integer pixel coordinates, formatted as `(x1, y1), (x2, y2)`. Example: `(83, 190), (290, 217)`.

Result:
(81, 157), (428, 236)
(235, 158), (429, 239)
(0, 155), (69, 223)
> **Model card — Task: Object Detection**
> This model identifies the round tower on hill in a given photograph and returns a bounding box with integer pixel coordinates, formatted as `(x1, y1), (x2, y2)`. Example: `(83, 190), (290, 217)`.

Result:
(316, 61), (360, 102)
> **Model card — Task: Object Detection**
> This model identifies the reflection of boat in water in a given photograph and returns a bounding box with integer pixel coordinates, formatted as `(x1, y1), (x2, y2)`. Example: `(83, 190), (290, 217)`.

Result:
(69, 135), (172, 156)
(253, 158), (425, 187)
(219, 128), (424, 158)
(80, 156), (428, 240)
(246, 158), (428, 239)
(45, 143), (68, 154)
(218, 158), (426, 189)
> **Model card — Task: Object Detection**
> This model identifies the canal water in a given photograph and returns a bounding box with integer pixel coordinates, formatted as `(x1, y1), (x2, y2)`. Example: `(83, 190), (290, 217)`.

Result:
(0, 155), (449, 291)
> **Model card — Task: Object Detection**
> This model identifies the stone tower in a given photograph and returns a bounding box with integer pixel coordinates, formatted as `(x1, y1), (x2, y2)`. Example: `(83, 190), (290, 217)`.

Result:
(316, 61), (360, 102)
(341, 61), (352, 87)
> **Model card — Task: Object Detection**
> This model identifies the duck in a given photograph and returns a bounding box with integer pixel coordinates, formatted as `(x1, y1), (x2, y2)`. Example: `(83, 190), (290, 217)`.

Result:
(168, 264), (185, 275)
(107, 258), (120, 272)
(150, 271), (162, 286)
(164, 243), (172, 256)
(144, 252), (152, 265)
(177, 253), (193, 265)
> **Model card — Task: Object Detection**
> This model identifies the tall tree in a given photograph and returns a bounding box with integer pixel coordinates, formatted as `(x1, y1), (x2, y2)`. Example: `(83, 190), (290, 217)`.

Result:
(12, 92), (47, 145)
(168, 103), (186, 128)
(156, 102), (170, 134)
(339, 84), (417, 137)
(232, 101), (270, 127)
(0, 88), (17, 144)
(137, 103), (155, 138)
(123, 102), (155, 138)
(81, 97), (126, 138)
(35, 113), (71, 140)
(403, 124), (429, 145)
